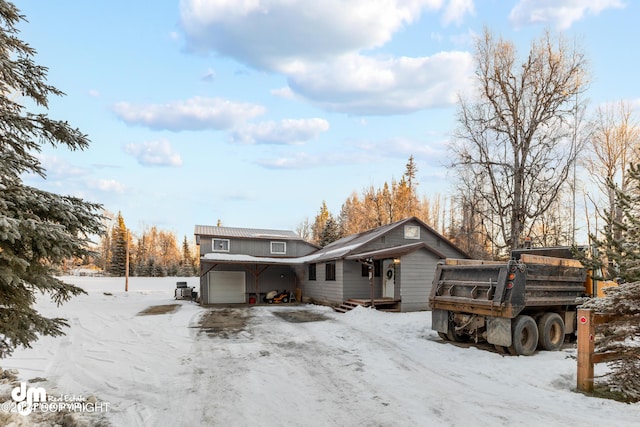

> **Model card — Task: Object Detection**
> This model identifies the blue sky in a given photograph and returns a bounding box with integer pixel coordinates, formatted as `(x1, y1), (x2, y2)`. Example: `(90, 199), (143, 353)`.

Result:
(16, 0), (639, 241)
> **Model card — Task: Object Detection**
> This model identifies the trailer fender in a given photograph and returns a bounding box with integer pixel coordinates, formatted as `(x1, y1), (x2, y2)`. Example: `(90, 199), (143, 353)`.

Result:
(432, 309), (449, 334)
(487, 316), (512, 347)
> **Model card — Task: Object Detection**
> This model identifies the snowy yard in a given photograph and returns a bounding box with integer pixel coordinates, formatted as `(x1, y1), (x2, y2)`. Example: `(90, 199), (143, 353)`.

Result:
(2, 276), (640, 426)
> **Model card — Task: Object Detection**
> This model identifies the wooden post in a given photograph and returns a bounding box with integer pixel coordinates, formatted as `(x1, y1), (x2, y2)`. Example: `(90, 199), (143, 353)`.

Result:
(577, 308), (595, 392)
(369, 265), (374, 308)
(125, 229), (129, 292)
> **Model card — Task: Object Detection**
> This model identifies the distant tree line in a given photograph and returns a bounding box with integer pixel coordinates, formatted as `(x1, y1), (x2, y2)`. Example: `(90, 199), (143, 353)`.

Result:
(298, 156), (464, 248)
(93, 211), (198, 277)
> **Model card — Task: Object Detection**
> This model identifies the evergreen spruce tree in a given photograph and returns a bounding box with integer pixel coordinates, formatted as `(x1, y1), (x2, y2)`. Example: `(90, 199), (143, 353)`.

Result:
(583, 163), (640, 283)
(179, 236), (195, 276)
(181, 236), (192, 265)
(106, 212), (128, 276)
(0, 2), (104, 357)
(319, 216), (341, 247)
(579, 162), (640, 401)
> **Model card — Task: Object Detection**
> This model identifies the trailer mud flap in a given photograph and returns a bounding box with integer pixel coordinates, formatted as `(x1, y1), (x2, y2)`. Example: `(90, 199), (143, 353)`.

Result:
(432, 309), (449, 334)
(487, 316), (512, 347)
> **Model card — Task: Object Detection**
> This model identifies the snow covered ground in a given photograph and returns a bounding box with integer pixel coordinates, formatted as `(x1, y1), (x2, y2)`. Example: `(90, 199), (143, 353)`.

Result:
(1, 276), (640, 426)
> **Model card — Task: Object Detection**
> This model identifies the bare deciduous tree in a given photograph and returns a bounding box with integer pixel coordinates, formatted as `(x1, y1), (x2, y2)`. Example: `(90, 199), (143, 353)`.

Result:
(295, 217), (313, 242)
(451, 28), (589, 255)
(585, 100), (640, 238)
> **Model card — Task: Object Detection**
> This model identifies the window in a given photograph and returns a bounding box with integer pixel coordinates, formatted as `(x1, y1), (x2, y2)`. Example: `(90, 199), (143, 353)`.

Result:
(308, 264), (316, 281)
(361, 260), (381, 277)
(213, 238), (229, 252)
(325, 262), (336, 281)
(404, 225), (420, 239)
(270, 241), (286, 254)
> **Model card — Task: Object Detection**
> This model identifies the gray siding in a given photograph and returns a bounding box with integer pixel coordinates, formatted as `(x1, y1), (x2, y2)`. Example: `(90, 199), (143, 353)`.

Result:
(399, 250), (439, 312)
(357, 219), (466, 259)
(199, 237), (316, 257)
(298, 260), (344, 304)
(342, 259), (382, 300)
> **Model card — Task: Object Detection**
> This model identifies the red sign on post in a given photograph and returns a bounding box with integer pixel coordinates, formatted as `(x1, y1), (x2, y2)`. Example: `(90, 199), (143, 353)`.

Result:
(579, 316), (587, 324)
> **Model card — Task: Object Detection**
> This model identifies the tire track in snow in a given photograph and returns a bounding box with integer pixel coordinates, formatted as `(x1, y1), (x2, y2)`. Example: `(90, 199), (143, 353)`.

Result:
(190, 306), (422, 426)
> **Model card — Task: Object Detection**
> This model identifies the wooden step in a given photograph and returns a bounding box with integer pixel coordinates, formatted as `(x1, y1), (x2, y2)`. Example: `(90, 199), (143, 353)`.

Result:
(333, 298), (400, 313)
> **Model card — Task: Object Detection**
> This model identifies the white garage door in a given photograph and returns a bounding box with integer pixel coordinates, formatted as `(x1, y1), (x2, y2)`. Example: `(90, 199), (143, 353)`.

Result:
(208, 271), (246, 303)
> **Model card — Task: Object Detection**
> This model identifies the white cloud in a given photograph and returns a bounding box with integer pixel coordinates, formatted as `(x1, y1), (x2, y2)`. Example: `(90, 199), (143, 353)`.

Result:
(509, 0), (625, 30)
(123, 139), (183, 167)
(253, 143), (379, 170)
(355, 137), (447, 160)
(87, 179), (127, 194)
(34, 154), (91, 180)
(202, 68), (216, 82)
(442, 0), (475, 26)
(271, 86), (296, 99)
(231, 118), (330, 145)
(112, 96), (265, 131)
(179, 0), (441, 71)
(287, 51), (474, 115)
(88, 89), (100, 97)
(178, 0), (478, 116)
(256, 152), (339, 170)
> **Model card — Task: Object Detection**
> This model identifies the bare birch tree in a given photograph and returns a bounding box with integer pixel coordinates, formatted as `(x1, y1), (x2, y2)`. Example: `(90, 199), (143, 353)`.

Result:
(585, 100), (640, 238)
(451, 29), (589, 255)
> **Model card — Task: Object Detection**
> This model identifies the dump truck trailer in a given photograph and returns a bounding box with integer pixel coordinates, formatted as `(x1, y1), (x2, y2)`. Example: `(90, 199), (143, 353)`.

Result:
(429, 248), (593, 356)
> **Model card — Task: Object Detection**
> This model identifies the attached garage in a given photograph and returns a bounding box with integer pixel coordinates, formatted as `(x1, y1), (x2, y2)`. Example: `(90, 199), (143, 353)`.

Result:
(207, 271), (246, 304)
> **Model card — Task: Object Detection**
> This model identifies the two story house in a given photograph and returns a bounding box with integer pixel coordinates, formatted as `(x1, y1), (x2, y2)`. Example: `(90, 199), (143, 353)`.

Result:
(195, 225), (318, 304)
(195, 217), (469, 312)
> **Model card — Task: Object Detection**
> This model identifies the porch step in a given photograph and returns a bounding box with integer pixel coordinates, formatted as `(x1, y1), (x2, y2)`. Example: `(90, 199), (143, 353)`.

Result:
(334, 300), (361, 313)
(333, 298), (400, 313)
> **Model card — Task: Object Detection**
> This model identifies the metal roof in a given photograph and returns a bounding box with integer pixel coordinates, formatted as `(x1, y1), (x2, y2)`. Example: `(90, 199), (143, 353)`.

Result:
(345, 242), (446, 261)
(197, 216), (469, 265)
(309, 217), (420, 262)
(194, 225), (301, 240)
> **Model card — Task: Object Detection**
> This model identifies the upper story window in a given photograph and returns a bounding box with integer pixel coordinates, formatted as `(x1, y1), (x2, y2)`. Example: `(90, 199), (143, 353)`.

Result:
(308, 264), (316, 281)
(270, 241), (286, 255)
(213, 238), (230, 252)
(404, 225), (420, 240)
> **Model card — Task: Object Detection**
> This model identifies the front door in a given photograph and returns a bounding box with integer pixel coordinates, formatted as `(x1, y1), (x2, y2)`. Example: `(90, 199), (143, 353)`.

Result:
(382, 259), (395, 298)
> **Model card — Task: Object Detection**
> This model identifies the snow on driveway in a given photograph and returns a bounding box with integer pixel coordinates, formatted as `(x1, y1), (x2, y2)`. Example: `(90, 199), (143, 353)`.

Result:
(1, 276), (640, 426)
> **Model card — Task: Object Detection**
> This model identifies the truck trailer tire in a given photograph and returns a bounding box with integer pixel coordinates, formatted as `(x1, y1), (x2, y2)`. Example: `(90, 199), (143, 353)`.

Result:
(537, 312), (565, 351)
(509, 315), (538, 356)
(446, 328), (468, 343)
(446, 319), (469, 343)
